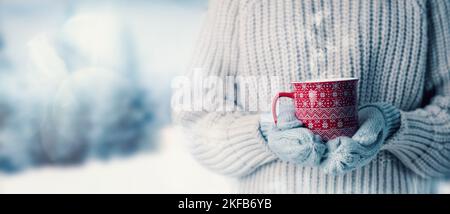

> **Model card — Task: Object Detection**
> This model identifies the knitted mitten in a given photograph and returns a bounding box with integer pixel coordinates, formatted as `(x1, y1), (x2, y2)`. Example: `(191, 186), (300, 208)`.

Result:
(259, 104), (300, 140)
(260, 104), (326, 166)
(320, 103), (401, 174)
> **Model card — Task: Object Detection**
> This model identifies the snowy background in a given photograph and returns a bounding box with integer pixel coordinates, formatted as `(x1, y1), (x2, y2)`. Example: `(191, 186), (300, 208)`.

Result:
(0, 0), (447, 193)
(0, 0), (234, 193)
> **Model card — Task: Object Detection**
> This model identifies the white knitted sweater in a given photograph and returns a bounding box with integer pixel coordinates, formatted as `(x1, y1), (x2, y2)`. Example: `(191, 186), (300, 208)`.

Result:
(175, 0), (450, 193)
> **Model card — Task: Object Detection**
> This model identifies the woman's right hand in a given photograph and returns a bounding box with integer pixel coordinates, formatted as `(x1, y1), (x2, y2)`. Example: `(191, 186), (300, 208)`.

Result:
(260, 104), (326, 166)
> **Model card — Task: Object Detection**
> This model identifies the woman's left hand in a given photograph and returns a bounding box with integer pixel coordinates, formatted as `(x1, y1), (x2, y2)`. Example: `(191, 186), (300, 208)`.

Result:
(320, 103), (401, 175)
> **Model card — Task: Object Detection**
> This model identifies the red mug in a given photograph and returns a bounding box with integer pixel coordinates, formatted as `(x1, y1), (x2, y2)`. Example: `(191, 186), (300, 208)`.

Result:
(272, 78), (359, 141)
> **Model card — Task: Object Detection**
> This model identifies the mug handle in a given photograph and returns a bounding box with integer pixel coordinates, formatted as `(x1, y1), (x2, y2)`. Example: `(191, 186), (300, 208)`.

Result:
(272, 92), (295, 124)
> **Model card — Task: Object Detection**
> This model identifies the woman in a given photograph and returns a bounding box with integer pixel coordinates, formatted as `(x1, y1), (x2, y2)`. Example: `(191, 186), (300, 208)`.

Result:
(175, 0), (450, 193)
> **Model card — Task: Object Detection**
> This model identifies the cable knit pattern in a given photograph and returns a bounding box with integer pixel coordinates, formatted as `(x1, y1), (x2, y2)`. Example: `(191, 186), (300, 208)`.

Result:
(174, 0), (450, 193)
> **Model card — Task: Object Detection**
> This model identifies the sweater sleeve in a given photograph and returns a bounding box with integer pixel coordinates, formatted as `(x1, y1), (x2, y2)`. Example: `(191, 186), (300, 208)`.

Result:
(173, 0), (277, 177)
(383, 0), (450, 179)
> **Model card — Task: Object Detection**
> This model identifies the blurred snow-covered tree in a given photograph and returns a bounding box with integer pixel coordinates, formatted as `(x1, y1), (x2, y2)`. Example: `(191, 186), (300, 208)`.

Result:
(0, 3), (163, 172)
